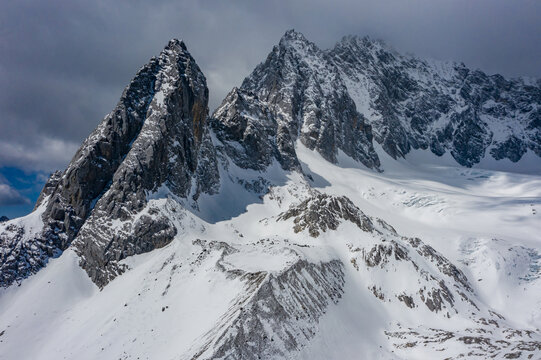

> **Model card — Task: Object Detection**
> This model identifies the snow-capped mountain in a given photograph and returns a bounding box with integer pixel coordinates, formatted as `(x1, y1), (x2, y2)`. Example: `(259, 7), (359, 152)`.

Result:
(1, 31), (540, 359)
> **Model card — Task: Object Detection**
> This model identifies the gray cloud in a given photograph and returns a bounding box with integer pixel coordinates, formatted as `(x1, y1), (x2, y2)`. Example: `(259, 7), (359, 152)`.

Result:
(1, 0), (540, 174)
(0, 136), (79, 172)
(0, 183), (30, 206)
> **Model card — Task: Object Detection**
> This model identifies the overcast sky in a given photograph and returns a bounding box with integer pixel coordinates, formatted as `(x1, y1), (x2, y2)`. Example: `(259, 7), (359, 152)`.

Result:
(1, 0), (540, 216)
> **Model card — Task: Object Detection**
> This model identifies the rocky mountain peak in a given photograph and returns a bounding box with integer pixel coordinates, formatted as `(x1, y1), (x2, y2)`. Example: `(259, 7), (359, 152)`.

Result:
(0, 39), (219, 288)
(278, 29), (316, 52)
(281, 28), (304, 40)
(165, 38), (187, 51)
(214, 30), (381, 172)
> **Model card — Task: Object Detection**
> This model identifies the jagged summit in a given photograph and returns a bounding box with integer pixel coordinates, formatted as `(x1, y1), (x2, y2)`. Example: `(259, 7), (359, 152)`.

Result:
(278, 29), (314, 49)
(281, 28), (306, 40)
(166, 38), (188, 51)
(216, 30), (381, 172)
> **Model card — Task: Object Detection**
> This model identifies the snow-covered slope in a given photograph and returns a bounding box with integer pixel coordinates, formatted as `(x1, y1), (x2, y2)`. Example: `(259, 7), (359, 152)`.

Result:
(1, 32), (541, 359)
(1, 142), (540, 359)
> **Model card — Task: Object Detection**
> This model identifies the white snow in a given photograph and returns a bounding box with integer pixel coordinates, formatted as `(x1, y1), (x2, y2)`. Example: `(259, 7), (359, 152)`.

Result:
(0, 195), (48, 243)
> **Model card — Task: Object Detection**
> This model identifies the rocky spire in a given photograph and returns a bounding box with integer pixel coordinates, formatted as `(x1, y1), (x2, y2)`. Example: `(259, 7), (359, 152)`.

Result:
(0, 39), (220, 287)
(212, 30), (381, 172)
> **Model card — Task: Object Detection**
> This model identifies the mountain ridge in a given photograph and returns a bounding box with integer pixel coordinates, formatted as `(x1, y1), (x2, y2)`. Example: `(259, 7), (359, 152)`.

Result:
(327, 31), (541, 166)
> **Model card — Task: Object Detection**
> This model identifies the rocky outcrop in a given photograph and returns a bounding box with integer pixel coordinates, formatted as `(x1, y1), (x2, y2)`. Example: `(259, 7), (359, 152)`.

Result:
(211, 88), (298, 171)
(0, 221), (58, 286)
(386, 326), (541, 359)
(353, 234), (480, 316)
(276, 192), (374, 237)
(277, 190), (479, 316)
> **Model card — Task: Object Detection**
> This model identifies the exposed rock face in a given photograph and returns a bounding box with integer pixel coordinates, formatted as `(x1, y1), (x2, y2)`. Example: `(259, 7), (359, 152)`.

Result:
(330, 35), (541, 165)
(0, 220), (59, 286)
(72, 39), (220, 287)
(0, 216), (8, 223)
(1, 56), (163, 286)
(43, 53), (167, 246)
(386, 326), (541, 359)
(359, 237), (475, 314)
(276, 192), (375, 237)
(0, 39), (220, 288)
(211, 88), (297, 171)
(189, 258), (345, 360)
(212, 30), (381, 171)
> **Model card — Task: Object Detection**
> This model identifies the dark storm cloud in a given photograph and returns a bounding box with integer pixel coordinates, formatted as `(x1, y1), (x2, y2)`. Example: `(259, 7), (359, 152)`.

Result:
(1, 0), (540, 173)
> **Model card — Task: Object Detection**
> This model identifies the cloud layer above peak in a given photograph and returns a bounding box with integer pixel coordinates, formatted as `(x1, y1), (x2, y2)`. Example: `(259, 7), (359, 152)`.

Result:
(1, 0), (540, 174)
